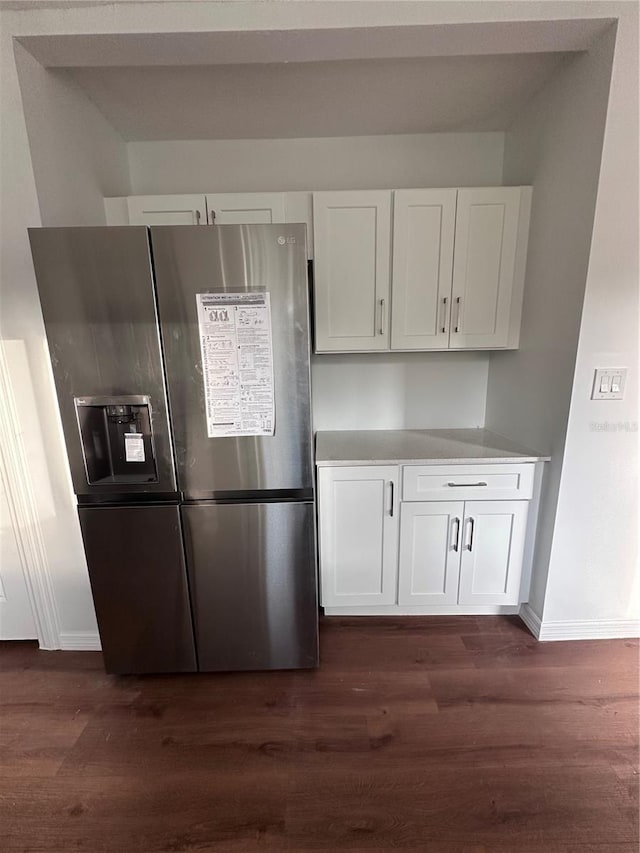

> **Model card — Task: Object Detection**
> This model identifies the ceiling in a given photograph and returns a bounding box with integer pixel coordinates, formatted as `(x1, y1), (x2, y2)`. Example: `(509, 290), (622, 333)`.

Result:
(61, 52), (571, 141)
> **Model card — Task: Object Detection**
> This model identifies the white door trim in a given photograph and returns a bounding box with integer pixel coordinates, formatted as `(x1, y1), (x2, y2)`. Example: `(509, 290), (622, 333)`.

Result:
(0, 342), (61, 649)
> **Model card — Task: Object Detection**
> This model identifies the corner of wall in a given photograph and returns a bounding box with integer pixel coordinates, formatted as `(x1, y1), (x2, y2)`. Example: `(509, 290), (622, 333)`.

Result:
(485, 29), (619, 631)
(14, 41), (131, 225)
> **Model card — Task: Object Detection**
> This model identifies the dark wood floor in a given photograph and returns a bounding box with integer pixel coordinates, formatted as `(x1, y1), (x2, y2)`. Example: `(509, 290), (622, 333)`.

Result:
(1, 616), (638, 852)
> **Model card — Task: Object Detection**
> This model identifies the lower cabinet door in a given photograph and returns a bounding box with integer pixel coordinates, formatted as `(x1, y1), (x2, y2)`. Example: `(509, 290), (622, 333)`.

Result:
(398, 501), (463, 605)
(318, 466), (399, 607)
(458, 500), (528, 605)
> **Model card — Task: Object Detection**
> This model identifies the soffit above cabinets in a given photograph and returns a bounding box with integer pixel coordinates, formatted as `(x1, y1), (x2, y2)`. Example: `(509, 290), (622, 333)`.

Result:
(17, 16), (607, 142)
(16, 19), (610, 67)
(58, 53), (571, 141)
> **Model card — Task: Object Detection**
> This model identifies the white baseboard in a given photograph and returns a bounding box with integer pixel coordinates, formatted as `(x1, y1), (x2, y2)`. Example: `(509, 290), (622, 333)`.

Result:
(58, 631), (102, 651)
(537, 619), (640, 642)
(519, 603), (542, 638)
(520, 605), (639, 641)
(323, 605), (521, 616)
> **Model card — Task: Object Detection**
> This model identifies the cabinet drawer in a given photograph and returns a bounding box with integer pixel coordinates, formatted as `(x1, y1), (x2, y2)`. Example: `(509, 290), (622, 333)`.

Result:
(402, 464), (534, 502)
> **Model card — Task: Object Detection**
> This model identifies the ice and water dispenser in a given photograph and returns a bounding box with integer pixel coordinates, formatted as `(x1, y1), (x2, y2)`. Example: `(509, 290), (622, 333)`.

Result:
(75, 395), (158, 485)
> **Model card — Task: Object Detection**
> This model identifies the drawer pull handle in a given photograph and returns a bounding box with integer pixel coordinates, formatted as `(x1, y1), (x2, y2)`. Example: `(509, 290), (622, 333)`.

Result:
(447, 481), (488, 488)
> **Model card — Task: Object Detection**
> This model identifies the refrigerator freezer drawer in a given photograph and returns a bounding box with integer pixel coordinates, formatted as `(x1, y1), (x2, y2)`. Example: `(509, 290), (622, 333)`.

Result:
(78, 505), (196, 675)
(182, 501), (319, 672)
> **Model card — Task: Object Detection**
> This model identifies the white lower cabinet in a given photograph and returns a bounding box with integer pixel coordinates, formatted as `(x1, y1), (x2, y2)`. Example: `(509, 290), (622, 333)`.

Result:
(318, 463), (534, 614)
(398, 500), (528, 609)
(457, 500), (528, 606)
(398, 501), (463, 606)
(317, 466), (399, 607)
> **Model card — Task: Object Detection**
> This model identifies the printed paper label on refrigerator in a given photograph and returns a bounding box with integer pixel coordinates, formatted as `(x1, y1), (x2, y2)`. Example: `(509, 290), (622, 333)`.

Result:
(196, 292), (276, 438)
(124, 433), (145, 462)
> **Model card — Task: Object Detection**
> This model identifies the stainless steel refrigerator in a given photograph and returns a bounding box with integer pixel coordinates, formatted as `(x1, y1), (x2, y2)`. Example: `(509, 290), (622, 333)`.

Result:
(28, 224), (318, 675)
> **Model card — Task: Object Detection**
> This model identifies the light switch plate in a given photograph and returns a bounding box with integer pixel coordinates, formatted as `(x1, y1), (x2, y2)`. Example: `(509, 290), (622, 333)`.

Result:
(591, 367), (627, 400)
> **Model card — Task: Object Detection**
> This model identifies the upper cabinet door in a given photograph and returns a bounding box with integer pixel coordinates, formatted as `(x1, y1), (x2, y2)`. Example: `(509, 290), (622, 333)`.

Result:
(127, 195), (206, 225)
(450, 187), (522, 349)
(391, 189), (456, 350)
(205, 193), (286, 224)
(313, 191), (391, 352)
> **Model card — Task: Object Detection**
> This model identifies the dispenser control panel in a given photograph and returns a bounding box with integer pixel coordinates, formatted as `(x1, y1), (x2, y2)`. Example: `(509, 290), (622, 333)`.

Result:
(75, 396), (158, 485)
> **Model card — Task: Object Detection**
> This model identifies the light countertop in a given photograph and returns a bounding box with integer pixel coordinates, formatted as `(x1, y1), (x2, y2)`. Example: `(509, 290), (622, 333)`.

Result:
(315, 428), (550, 466)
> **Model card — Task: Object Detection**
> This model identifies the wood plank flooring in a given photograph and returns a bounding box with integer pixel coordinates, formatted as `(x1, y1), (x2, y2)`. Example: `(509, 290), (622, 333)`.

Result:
(1, 616), (638, 852)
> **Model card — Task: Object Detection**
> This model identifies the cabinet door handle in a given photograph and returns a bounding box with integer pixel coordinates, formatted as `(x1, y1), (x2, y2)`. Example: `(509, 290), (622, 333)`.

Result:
(464, 517), (475, 551)
(447, 481), (487, 488)
(441, 296), (448, 333)
(451, 517), (460, 552)
(389, 480), (395, 517)
(453, 296), (461, 333)
(379, 298), (386, 336)
(209, 209), (216, 224)
(195, 209), (201, 224)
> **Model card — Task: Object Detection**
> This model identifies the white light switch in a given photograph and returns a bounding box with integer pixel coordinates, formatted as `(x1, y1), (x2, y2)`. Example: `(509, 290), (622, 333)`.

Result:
(592, 368), (627, 400)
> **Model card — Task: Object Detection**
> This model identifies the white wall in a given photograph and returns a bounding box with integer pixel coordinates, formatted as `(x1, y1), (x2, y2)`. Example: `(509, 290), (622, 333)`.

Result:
(1, 39), (131, 644)
(313, 352), (487, 431)
(484, 34), (615, 617)
(543, 14), (638, 627)
(485, 20), (639, 631)
(15, 45), (131, 226)
(128, 132), (504, 193)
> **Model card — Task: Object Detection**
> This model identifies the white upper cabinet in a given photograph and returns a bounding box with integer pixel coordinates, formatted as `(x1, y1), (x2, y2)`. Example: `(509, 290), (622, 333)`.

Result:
(126, 195), (206, 226)
(313, 191), (392, 352)
(450, 187), (524, 350)
(391, 189), (457, 350)
(205, 192), (286, 225)
(106, 192), (314, 256)
(312, 185), (530, 353)
(109, 185), (531, 352)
